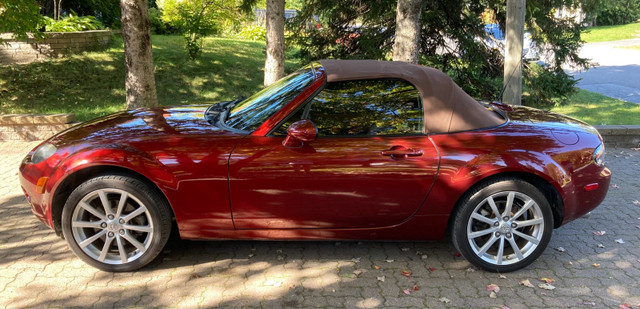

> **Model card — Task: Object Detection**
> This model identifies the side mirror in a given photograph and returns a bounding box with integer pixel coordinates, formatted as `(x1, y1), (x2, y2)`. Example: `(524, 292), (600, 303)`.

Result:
(282, 119), (317, 148)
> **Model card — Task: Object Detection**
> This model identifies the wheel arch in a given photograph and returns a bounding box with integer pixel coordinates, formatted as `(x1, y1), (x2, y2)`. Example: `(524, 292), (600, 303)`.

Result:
(447, 172), (564, 232)
(51, 165), (176, 236)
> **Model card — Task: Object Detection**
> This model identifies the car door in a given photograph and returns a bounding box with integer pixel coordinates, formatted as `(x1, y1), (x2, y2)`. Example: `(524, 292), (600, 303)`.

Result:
(228, 79), (439, 229)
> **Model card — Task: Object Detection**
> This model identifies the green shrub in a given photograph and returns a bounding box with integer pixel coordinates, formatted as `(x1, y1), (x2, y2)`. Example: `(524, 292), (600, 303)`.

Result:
(44, 14), (105, 32)
(235, 24), (266, 41)
(523, 63), (578, 107)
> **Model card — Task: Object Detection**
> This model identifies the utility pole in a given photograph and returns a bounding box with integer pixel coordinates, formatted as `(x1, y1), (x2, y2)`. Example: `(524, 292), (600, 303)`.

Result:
(503, 0), (525, 105)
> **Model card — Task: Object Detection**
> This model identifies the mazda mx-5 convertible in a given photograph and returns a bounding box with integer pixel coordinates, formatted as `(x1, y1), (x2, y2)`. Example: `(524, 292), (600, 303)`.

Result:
(19, 60), (610, 272)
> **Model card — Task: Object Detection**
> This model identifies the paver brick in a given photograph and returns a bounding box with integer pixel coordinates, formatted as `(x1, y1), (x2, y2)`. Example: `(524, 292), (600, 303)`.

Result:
(1, 142), (639, 308)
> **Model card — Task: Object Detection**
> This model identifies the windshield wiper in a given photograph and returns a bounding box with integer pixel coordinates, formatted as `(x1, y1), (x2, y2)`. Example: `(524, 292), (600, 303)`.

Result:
(205, 98), (244, 125)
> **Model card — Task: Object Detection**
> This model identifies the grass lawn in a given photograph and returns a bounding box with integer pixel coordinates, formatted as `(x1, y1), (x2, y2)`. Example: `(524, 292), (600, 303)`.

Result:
(618, 45), (640, 50)
(0, 35), (302, 121)
(581, 22), (640, 43)
(550, 89), (640, 125)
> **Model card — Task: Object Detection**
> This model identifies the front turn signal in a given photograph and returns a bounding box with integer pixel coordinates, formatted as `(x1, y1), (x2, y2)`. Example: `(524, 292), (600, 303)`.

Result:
(36, 177), (49, 194)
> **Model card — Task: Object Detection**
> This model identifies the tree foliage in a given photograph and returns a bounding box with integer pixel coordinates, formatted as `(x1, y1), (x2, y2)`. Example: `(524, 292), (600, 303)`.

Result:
(157, 0), (243, 59)
(289, 0), (593, 106)
(0, 0), (44, 41)
(37, 0), (122, 28)
(593, 0), (640, 25)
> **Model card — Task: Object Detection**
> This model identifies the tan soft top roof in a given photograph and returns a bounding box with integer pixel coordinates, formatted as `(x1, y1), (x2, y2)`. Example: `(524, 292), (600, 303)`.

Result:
(319, 59), (505, 134)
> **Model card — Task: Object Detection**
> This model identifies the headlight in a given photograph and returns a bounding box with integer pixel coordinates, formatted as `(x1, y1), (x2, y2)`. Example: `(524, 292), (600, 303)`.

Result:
(593, 143), (605, 166)
(31, 143), (57, 164)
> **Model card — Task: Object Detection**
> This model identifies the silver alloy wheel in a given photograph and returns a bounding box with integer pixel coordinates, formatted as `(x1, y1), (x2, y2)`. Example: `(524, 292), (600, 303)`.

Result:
(71, 188), (154, 265)
(466, 191), (545, 266)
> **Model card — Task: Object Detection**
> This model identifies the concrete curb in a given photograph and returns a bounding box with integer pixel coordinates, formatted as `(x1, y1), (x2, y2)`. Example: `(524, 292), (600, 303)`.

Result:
(595, 125), (640, 148)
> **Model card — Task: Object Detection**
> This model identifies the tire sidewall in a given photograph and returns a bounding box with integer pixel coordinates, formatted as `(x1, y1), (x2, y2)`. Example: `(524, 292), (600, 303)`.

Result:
(452, 178), (554, 272)
(61, 175), (171, 272)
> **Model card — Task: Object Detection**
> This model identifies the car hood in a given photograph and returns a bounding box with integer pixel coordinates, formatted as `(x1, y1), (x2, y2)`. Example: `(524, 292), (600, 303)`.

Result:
(49, 104), (240, 147)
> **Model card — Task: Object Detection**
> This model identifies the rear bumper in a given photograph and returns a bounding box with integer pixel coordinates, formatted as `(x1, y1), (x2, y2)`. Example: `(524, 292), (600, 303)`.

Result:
(561, 164), (611, 225)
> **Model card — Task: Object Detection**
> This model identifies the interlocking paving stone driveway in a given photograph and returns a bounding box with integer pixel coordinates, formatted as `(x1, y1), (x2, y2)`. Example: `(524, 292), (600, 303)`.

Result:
(1, 141), (639, 308)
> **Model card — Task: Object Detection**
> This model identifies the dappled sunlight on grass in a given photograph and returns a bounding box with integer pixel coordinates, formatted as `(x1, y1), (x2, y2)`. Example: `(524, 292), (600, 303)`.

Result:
(0, 35), (301, 122)
(550, 89), (640, 125)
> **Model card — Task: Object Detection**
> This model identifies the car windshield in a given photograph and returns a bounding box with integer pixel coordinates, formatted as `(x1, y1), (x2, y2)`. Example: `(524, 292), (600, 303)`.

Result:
(225, 65), (316, 132)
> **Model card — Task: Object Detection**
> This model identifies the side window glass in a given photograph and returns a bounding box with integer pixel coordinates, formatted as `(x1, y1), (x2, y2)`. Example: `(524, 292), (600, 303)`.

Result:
(308, 79), (423, 136)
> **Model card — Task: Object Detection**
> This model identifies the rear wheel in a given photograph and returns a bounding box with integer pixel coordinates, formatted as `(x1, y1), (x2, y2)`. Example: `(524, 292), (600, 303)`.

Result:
(451, 178), (553, 272)
(61, 175), (172, 272)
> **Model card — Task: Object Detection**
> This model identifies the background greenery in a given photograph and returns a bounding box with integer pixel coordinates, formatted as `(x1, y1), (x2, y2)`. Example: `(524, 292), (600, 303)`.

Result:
(1, 35), (638, 125)
(0, 36), (302, 121)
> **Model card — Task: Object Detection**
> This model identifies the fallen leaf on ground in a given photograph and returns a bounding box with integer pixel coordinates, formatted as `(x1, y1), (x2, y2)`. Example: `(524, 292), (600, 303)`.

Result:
(385, 259), (394, 263)
(539, 283), (556, 290)
(487, 284), (500, 293)
(593, 231), (606, 236)
(540, 277), (555, 284)
(353, 269), (364, 276)
(428, 267), (435, 272)
(439, 297), (451, 303)
(489, 291), (497, 298)
(555, 247), (566, 252)
(413, 284), (419, 291)
(612, 184), (619, 188)
(401, 270), (411, 278)
(593, 263), (600, 267)
(499, 275), (507, 279)
(615, 239), (625, 244)
(403, 289), (411, 295)
(374, 265), (381, 270)
(377, 276), (385, 282)
(351, 257), (361, 263)
(618, 303), (632, 309)
(190, 274), (201, 279)
(401, 247), (410, 252)
(633, 200), (640, 206)
(598, 244), (605, 248)
(520, 279), (535, 288)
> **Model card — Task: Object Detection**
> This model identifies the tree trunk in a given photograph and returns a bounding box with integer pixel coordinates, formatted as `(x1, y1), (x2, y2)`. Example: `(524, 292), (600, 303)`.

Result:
(503, 0), (525, 105)
(120, 0), (158, 109)
(264, 0), (285, 87)
(392, 0), (423, 64)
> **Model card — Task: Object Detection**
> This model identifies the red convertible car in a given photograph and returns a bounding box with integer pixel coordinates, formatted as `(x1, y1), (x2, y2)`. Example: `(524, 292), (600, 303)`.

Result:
(19, 60), (610, 272)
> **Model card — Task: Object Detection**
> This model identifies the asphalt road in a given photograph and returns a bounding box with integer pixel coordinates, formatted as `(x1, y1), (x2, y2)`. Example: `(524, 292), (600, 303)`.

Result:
(566, 38), (640, 103)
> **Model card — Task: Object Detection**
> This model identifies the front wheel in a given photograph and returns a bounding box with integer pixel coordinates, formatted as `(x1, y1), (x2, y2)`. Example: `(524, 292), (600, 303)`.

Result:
(61, 174), (172, 272)
(451, 178), (553, 272)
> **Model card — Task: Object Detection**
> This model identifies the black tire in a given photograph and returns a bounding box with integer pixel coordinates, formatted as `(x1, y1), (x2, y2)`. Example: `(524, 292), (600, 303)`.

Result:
(451, 177), (553, 272)
(61, 174), (172, 272)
